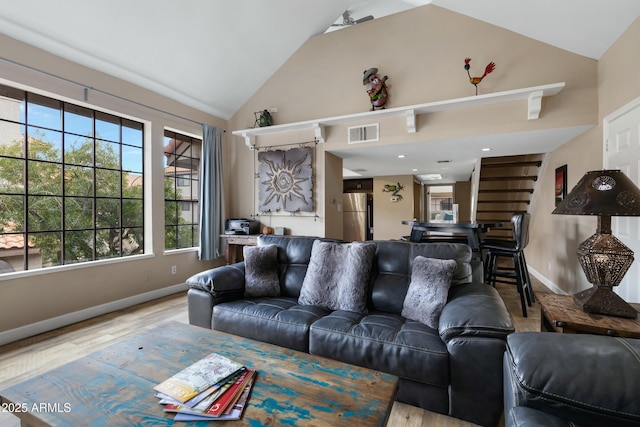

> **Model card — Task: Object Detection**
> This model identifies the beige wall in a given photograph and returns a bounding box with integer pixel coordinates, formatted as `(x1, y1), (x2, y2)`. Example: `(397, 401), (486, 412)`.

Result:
(226, 4), (597, 239)
(0, 34), (225, 336)
(454, 181), (472, 222)
(324, 152), (344, 239)
(374, 175), (415, 240)
(527, 17), (640, 294)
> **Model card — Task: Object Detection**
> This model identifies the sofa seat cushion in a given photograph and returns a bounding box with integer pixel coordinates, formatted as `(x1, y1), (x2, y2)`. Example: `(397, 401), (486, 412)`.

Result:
(506, 332), (640, 427)
(212, 297), (331, 352)
(506, 407), (572, 427)
(309, 310), (448, 387)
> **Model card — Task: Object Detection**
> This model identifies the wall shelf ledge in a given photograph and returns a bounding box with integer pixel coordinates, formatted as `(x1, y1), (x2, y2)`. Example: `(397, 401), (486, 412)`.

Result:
(232, 82), (565, 149)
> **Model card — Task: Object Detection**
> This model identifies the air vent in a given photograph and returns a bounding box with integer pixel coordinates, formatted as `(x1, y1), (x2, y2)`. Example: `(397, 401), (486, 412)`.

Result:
(348, 123), (379, 144)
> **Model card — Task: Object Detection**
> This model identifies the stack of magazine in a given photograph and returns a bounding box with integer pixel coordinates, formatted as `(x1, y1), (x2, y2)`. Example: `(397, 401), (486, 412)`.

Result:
(154, 352), (256, 421)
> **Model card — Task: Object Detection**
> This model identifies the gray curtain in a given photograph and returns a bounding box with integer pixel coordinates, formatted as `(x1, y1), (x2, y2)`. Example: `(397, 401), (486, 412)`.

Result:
(198, 124), (225, 260)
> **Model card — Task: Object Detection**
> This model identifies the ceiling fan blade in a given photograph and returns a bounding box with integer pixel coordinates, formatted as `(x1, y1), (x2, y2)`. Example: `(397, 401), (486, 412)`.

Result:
(355, 15), (374, 24)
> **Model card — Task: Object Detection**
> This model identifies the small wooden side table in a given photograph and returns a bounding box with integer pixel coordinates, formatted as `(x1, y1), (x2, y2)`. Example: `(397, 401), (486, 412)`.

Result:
(220, 234), (259, 264)
(537, 292), (640, 338)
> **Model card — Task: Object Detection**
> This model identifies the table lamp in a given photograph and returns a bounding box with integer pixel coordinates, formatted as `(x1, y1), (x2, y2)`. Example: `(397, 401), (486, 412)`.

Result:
(552, 169), (640, 319)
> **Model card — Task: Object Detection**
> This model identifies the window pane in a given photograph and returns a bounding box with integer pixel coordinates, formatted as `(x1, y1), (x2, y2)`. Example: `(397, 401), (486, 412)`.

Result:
(27, 94), (61, 131)
(28, 161), (62, 196)
(188, 178), (199, 200)
(192, 202), (199, 224)
(96, 169), (120, 197)
(0, 84), (25, 122)
(124, 172), (142, 198)
(122, 227), (143, 255)
(65, 197), (93, 230)
(0, 158), (24, 194)
(64, 230), (94, 263)
(177, 224), (195, 248)
(27, 196), (62, 232)
(96, 229), (120, 259)
(122, 119), (143, 147)
(122, 199), (143, 227)
(0, 121), (24, 149)
(64, 104), (93, 137)
(64, 134), (94, 167)
(95, 111), (119, 142)
(32, 231), (62, 267)
(122, 145), (142, 173)
(95, 140), (120, 169)
(64, 166), (93, 196)
(96, 198), (120, 229)
(27, 127), (62, 161)
(0, 195), (24, 232)
(164, 226), (177, 250)
(164, 201), (179, 226)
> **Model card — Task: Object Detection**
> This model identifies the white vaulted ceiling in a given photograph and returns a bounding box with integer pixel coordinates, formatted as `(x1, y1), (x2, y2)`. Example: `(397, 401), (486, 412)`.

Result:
(0, 1), (639, 182)
(0, 0), (638, 120)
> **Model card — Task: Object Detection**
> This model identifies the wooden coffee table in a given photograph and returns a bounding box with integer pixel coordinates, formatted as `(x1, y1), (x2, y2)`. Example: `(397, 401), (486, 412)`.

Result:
(0, 321), (397, 426)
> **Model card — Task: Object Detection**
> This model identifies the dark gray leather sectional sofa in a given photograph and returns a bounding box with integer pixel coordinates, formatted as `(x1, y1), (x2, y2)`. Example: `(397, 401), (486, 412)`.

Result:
(504, 332), (640, 426)
(187, 235), (515, 426)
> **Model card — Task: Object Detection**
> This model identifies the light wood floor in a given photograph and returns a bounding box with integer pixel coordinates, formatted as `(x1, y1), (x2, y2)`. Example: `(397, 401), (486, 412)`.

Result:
(0, 278), (544, 427)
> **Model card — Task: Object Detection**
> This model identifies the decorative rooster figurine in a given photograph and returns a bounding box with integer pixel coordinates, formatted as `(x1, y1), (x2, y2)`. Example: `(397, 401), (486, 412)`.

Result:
(464, 58), (495, 95)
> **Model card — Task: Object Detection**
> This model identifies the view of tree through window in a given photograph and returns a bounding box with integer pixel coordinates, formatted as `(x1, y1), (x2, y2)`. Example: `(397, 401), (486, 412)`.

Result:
(164, 130), (200, 250)
(0, 84), (144, 273)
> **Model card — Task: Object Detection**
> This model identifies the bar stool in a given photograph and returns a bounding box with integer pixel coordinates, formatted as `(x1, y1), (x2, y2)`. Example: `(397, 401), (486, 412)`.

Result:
(481, 213), (534, 317)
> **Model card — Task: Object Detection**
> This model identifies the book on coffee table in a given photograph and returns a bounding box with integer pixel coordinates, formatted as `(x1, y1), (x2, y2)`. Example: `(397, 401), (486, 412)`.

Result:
(204, 369), (256, 416)
(172, 376), (255, 421)
(153, 352), (244, 403)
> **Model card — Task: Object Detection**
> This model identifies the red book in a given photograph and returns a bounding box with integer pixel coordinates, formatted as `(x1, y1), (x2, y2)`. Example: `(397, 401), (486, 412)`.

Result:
(204, 369), (255, 416)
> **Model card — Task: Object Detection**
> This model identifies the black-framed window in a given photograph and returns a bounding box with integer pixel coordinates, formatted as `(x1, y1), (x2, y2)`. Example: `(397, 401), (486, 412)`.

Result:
(163, 130), (200, 250)
(0, 84), (144, 273)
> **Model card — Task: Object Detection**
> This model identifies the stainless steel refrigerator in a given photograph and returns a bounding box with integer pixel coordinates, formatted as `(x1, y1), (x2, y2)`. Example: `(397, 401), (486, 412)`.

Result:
(343, 193), (373, 241)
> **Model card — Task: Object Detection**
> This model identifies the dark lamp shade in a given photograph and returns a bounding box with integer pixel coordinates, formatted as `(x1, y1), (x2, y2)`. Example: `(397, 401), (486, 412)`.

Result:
(552, 169), (640, 216)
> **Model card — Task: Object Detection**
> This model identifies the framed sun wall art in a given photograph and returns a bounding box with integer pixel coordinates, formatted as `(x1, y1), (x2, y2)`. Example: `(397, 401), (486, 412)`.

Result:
(555, 165), (567, 207)
(257, 146), (313, 213)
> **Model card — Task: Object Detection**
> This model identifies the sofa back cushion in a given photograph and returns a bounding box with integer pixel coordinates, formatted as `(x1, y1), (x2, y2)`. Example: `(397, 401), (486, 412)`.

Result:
(371, 241), (473, 314)
(257, 235), (341, 298)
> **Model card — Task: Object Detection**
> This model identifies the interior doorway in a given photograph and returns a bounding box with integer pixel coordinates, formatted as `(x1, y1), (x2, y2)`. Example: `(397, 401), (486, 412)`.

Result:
(425, 185), (454, 222)
(604, 96), (640, 303)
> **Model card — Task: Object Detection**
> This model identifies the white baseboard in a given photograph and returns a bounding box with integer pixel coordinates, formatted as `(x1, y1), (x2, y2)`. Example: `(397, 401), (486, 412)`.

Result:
(0, 283), (188, 346)
(527, 266), (567, 295)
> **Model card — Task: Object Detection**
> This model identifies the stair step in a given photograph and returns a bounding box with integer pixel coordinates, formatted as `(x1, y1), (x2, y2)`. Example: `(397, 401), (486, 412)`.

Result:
(480, 176), (538, 182)
(481, 160), (542, 168)
(478, 189), (534, 193)
(477, 200), (530, 204)
(477, 210), (527, 214)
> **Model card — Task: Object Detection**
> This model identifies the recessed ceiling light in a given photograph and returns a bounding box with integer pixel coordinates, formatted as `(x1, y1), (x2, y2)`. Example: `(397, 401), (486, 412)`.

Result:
(412, 168), (418, 172)
(482, 148), (491, 152)
(417, 173), (443, 181)
(398, 154), (405, 158)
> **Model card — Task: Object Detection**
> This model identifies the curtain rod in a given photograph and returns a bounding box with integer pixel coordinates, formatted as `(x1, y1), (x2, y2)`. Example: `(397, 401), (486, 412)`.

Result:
(0, 55), (211, 128)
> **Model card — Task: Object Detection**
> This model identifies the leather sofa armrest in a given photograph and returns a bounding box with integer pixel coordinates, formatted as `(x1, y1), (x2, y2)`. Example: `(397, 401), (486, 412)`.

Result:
(186, 262), (246, 295)
(438, 283), (515, 426)
(186, 262), (246, 329)
(505, 332), (640, 427)
(439, 282), (514, 342)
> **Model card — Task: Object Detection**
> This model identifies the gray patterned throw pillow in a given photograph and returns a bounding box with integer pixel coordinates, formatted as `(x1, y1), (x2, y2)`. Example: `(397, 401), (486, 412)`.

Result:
(243, 244), (280, 297)
(401, 256), (457, 329)
(298, 240), (376, 313)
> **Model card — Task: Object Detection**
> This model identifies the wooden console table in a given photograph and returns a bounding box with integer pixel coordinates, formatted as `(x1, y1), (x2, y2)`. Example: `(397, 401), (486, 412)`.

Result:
(537, 292), (640, 338)
(220, 234), (259, 264)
